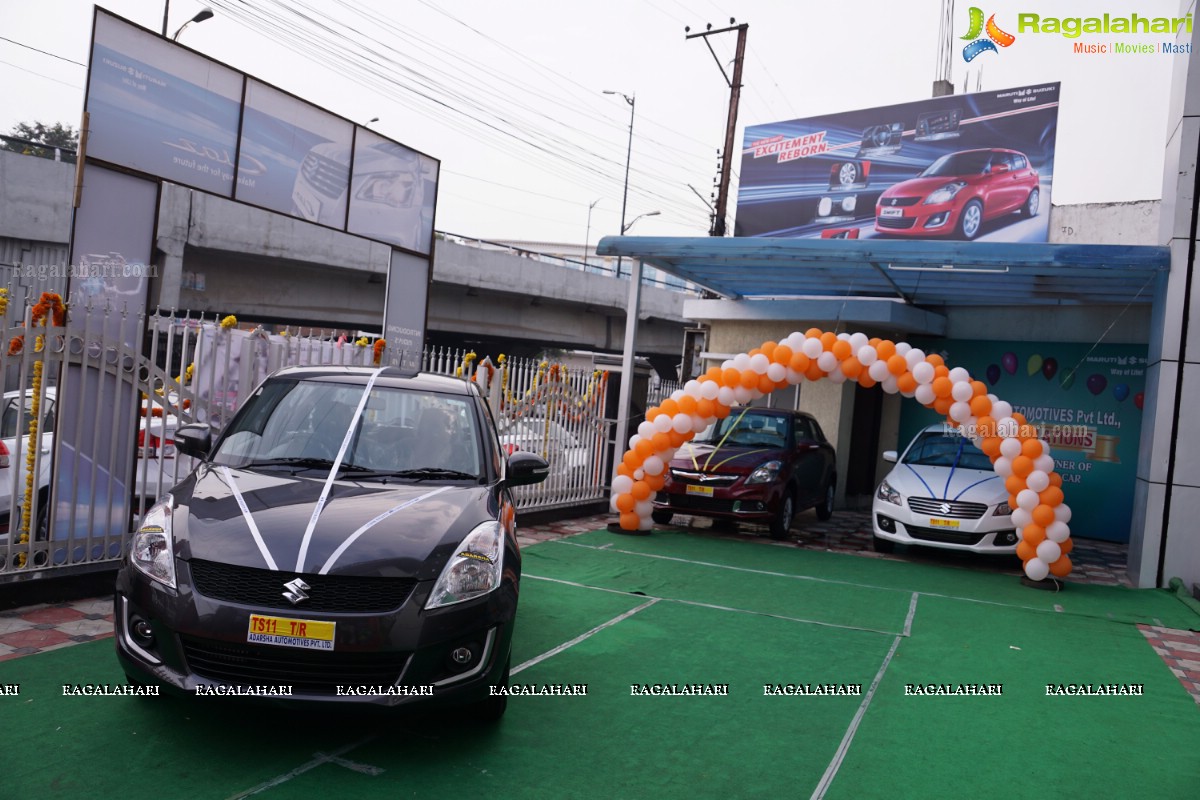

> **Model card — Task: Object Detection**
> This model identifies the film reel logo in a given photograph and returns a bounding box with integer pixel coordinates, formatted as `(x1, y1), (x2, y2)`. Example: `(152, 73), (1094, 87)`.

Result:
(961, 8), (1016, 61)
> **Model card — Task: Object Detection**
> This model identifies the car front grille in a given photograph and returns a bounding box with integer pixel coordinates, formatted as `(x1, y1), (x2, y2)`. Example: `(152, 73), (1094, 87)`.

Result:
(189, 560), (417, 613)
(902, 524), (986, 546)
(880, 196), (922, 207)
(663, 494), (737, 514)
(299, 152), (349, 199)
(906, 498), (988, 519)
(876, 216), (917, 229)
(669, 469), (737, 487)
(180, 635), (410, 694)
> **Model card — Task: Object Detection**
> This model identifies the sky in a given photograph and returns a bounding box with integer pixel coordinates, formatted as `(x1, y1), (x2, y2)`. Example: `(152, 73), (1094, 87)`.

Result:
(0, 0), (1193, 246)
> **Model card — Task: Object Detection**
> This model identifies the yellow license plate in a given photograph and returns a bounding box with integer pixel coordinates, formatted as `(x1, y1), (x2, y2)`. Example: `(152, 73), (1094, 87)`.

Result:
(686, 484), (714, 497)
(247, 614), (336, 650)
(929, 518), (960, 528)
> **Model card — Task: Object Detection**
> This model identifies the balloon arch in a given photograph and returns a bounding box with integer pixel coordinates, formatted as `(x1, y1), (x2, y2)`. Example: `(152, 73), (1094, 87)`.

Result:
(610, 328), (1075, 580)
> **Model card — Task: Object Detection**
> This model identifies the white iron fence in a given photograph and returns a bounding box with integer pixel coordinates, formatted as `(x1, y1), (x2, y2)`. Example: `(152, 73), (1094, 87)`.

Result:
(0, 298), (614, 581)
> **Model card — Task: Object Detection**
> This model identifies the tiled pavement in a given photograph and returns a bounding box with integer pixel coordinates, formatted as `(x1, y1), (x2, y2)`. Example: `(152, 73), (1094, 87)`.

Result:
(1, 509), (1196, 704)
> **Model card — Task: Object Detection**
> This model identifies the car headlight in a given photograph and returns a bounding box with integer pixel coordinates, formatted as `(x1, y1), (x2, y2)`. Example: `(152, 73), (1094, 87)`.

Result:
(130, 499), (176, 589)
(426, 521), (505, 609)
(876, 479), (902, 506)
(746, 461), (782, 485)
(993, 502), (1012, 516)
(923, 181), (967, 204)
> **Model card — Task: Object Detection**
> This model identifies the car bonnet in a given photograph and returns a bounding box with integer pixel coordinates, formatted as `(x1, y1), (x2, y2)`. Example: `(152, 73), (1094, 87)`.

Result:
(884, 462), (1006, 504)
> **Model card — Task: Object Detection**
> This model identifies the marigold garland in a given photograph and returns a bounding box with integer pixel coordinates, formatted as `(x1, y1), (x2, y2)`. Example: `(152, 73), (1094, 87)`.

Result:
(372, 339), (386, 365)
(220, 315), (237, 329)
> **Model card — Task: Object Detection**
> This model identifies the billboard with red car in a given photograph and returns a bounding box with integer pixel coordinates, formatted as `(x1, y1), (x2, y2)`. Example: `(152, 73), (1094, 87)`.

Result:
(735, 83), (1059, 242)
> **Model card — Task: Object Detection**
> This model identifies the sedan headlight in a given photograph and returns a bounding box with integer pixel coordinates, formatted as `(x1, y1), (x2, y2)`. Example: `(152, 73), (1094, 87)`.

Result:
(746, 460), (782, 485)
(427, 521), (505, 609)
(130, 499), (176, 589)
(923, 181), (967, 204)
(876, 479), (902, 506)
(993, 502), (1012, 516)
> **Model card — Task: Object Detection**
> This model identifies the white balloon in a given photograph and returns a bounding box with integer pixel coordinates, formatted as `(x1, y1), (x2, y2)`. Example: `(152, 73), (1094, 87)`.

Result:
(999, 437), (1022, 459)
(905, 348), (927, 368)
(1016, 489), (1040, 510)
(817, 352), (838, 372)
(881, 375), (900, 394)
(1054, 504), (1072, 523)
(849, 332), (869, 350)
(962, 417), (980, 442)
(610, 495), (622, 513)
(733, 385), (753, 404)
(912, 362), (935, 385)
(914, 384), (936, 405)
(1033, 454), (1055, 473)
(628, 434), (642, 450)
(749, 353), (770, 374)
(721, 359), (735, 371)
(612, 475), (634, 494)
(642, 455), (664, 476)
(635, 499), (654, 517)
(857, 345), (878, 365)
(990, 400), (1013, 420)
(993, 457), (1013, 477)
(987, 393), (999, 403)
(995, 417), (1018, 438)
(895, 342), (912, 356)
(1025, 470), (1050, 493)
(766, 363), (786, 382)
(637, 421), (654, 438)
(717, 386), (736, 406)
(837, 332), (851, 341)
(634, 468), (644, 480)
(950, 401), (972, 423)
(700, 380), (720, 400)
(671, 390), (685, 402)
(1011, 507), (1032, 528)
(690, 414), (706, 432)
(868, 360), (892, 382)
(638, 515), (653, 531)
(785, 332), (806, 350)
(732, 353), (751, 370)
(1037, 540), (1062, 564)
(653, 413), (673, 433)
(786, 368), (804, 384)
(1046, 521), (1071, 543)
(1024, 558), (1050, 581)
(672, 413), (692, 433)
(951, 381), (974, 402)
(828, 369), (848, 384)
(948, 367), (970, 383)
(802, 337), (824, 358)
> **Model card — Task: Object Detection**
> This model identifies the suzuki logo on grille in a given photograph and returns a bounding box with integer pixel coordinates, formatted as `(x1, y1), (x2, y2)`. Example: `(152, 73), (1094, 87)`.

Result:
(283, 578), (310, 606)
(939, 502), (952, 514)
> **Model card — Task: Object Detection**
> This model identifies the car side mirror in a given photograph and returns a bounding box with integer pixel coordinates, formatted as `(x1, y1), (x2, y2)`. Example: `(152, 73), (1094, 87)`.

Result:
(883, 450), (898, 463)
(991, 163), (1009, 173)
(174, 424), (213, 459)
(506, 450), (550, 486)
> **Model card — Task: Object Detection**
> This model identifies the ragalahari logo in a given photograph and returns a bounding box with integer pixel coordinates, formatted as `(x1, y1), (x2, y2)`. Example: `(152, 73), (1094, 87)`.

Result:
(961, 7), (1016, 61)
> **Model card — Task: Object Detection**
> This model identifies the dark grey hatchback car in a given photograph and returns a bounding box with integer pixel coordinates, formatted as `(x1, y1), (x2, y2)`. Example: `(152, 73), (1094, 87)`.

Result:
(115, 367), (548, 719)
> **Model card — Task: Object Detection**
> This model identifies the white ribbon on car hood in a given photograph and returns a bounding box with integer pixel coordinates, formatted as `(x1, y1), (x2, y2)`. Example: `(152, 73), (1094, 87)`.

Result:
(317, 485), (453, 575)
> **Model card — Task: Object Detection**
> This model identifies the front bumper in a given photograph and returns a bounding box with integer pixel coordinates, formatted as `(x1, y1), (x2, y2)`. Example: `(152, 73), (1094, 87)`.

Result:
(874, 199), (959, 236)
(114, 559), (516, 708)
(871, 498), (1017, 554)
(654, 482), (780, 522)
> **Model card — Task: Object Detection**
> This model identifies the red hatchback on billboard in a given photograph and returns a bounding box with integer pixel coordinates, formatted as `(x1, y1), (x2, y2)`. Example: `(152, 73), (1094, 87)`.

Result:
(874, 148), (1040, 240)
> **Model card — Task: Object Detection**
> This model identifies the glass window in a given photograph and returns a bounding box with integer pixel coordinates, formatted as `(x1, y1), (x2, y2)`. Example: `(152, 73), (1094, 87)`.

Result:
(902, 432), (992, 471)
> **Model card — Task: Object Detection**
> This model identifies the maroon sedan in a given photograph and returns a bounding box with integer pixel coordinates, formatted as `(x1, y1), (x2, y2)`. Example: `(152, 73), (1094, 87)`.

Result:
(874, 148), (1040, 240)
(652, 408), (836, 539)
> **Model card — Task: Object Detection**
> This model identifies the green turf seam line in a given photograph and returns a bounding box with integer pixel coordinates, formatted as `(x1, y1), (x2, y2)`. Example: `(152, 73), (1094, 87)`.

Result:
(524, 573), (905, 637)
(811, 593), (917, 800)
(512, 598), (659, 676)
(551, 540), (1181, 627)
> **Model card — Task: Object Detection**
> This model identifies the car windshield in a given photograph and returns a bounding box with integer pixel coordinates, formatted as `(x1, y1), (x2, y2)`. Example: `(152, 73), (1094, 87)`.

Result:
(211, 379), (482, 478)
(902, 432), (992, 471)
(694, 410), (788, 448)
(920, 151), (995, 177)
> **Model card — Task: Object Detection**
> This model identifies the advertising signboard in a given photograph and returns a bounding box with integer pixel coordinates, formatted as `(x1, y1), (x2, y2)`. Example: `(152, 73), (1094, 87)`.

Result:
(898, 339), (1146, 542)
(736, 83), (1060, 242)
(348, 129), (439, 255)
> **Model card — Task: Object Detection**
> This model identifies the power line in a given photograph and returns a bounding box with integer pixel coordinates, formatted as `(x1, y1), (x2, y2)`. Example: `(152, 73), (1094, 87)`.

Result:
(0, 36), (87, 67)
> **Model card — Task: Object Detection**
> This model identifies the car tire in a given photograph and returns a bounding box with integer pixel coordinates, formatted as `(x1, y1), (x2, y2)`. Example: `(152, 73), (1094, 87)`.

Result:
(957, 199), (984, 240)
(472, 656), (510, 723)
(838, 162), (858, 186)
(815, 480), (835, 521)
(872, 535), (895, 553)
(769, 494), (795, 540)
(651, 509), (674, 525)
(1021, 188), (1039, 218)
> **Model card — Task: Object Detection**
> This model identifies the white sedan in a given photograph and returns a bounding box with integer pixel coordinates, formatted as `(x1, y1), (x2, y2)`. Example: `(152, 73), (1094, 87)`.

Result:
(872, 424), (1017, 554)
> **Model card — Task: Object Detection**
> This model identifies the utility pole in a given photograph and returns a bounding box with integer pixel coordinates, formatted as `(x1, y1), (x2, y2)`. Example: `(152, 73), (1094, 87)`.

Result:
(686, 20), (748, 237)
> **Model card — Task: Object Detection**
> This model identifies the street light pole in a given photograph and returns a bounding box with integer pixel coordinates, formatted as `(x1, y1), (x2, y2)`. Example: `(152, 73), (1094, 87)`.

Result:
(584, 198), (601, 271)
(603, 90), (635, 278)
(172, 8), (214, 40)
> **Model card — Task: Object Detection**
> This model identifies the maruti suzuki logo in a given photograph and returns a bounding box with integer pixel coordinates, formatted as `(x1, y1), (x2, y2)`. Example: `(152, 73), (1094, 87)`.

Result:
(283, 578), (310, 606)
(962, 7), (1016, 61)
(940, 502), (952, 515)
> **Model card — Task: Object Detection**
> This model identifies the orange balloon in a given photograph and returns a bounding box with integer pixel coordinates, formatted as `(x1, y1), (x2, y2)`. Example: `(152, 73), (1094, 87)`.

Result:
(933, 365), (950, 379)
(1018, 424), (1038, 441)
(757, 374), (776, 394)
(790, 352), (811, 373)
(714, 402), (731, 419)
(660, 399), (679, 417)
(897, 373), (918, 394)
(631, 480), (651, 501)
(615, 493), (636, 512)
(622, 450), (642, 470)
(887, 354), (908, 375)
(926, 353), (945, 368)
(668, 429), (690, 447)
(932, 376), (953, 398)
(1049, 555), (1072, 577)
(1032, 504), (1055, 527)
(696, 398), (715, 418)
(1011, 455), (1034, 478)
(1022, 524), (1047, 546)
(635, 439), (655, 459)
(619, 511), (640, 530)
(980, 437), (1002, 457)
(1021, 439), (1043, 459)
(805, 361), (826, 381)
(652, 432), (672, 451)
(722, 367), (740, 387)
(969, 395), (992, 417)
(704, 366), (724, 383)
(868, 337), (881, 346)
(645, 405), (662, 421)
(820, 332), (837, 350)
(1039, 486), (1064, 507)
(1012, 412), (1028, 427)
(933, 396), (953, 415)
(877, 341), (897, 360)
(840, 358), (863, 378)
(645, 472), (666, 491)
(748, 348), (763, 358)
(1049, 472), (1063, 488)
(760, 341), (777, 357)
(740, 370), (759, 389)
(617, 463), (634, 478)
(970, 380), (988, 397)
(773, 344), (793, 365)
(1005, 475), (1026, 496)
(1059, 538), (1073, 555)
(1016, 540), (1036, 562)
(832, 340), (852, 361)
(677, 394), (697, 415)
(858, 374), (877, 389)
(805, 327), (823, 339)
(975, 415), (997, 437)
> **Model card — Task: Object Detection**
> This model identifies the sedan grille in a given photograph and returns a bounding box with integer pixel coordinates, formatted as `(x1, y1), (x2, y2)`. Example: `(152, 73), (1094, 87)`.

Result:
(189, 560), (417, 613)
(876, 216), (917, 229)
(669, 469), (737, 488)
(299, 152), (350, 199)
(180, 635), (409, 694)
(906, 497), (988, 520)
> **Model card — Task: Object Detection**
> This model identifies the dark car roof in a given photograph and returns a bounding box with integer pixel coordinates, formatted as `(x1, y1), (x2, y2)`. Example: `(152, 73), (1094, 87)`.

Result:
(733, 407), (816, 420)
(269, 366), (474, 395)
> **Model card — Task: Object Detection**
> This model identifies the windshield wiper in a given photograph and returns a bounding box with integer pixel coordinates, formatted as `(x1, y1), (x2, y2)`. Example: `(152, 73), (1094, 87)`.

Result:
(235, 457), (373, 474)
(349, 467), (478, 482)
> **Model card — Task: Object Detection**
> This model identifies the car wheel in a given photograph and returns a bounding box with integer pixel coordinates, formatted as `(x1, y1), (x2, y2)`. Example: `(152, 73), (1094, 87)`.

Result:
(1021, 188), (1039, 218)
(815, 481), (835, 521)
(769, 494), (795, 540)
(651, 509), (674, 525)
(957, 199), (984, 240)
(872, 535), (895, 553)
(34, 493), (49, 542)
(838, 162), (858, 186)
(471, 656), (510, 723)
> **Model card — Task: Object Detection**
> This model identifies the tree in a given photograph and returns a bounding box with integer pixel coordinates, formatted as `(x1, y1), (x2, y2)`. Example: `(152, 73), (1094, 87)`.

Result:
(2, 121), (79, 158)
